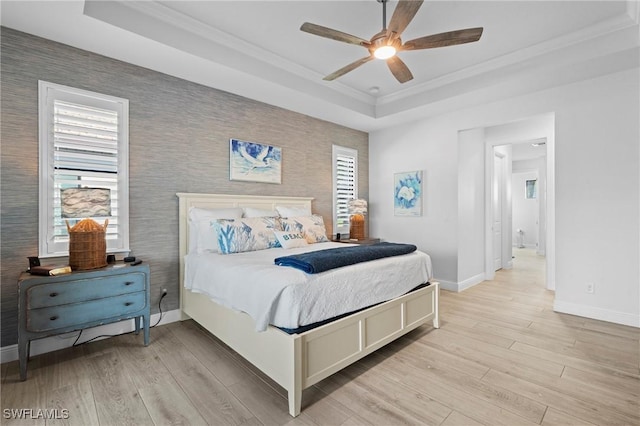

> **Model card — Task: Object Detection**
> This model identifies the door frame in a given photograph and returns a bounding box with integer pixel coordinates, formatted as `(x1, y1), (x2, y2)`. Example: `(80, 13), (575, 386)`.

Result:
(486, 146), (512, 279)
(493, 149), (505, 271)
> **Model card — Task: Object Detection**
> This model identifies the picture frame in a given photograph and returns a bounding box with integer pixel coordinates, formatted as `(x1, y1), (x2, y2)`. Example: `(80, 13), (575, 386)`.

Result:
(394, 170), (423, 216)
(229, 139), (282, 184)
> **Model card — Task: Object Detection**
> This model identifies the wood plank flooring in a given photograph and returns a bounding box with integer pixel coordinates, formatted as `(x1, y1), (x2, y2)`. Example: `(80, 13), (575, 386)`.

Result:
(2, 249), (638, 425)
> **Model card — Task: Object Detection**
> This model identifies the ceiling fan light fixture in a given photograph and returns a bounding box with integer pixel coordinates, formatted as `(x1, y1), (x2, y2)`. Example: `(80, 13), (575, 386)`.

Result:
(374, 45), (396, 59)
(300, 0), (483, 83)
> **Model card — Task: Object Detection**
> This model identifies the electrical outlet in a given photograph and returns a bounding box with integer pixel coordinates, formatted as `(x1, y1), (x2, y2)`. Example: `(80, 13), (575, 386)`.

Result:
(161, 288), (168, 296)
(585, 282), (595, 294)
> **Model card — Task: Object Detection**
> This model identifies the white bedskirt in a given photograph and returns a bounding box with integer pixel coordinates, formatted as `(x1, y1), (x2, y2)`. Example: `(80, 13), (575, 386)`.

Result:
(184, 242), (433, 331)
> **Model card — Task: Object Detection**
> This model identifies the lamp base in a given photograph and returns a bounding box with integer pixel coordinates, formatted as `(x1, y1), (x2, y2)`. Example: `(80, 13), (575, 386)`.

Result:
(349, 214), (366, 240)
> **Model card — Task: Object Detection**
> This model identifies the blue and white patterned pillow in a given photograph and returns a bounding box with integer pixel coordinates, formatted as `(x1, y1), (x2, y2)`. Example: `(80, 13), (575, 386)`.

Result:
(213, 217), (282, 254)
(279, 215), (329, 244)
(274, 230), (309, 249)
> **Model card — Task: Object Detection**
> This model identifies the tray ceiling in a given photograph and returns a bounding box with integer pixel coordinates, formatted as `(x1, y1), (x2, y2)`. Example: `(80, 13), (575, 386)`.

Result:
(1, 1), (638, 131)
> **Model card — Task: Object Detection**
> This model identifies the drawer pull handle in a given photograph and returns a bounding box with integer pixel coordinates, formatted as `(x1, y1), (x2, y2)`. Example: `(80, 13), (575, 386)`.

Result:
(124, 302), (133, 306)
(124, 281), (134, 286)
(49, 316), (58, 321)
(49, 292), (58, 297)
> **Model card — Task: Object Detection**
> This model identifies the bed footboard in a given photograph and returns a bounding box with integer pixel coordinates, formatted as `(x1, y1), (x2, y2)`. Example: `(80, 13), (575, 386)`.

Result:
(298, 282), (439, 391)
(181, 282), (438, 416)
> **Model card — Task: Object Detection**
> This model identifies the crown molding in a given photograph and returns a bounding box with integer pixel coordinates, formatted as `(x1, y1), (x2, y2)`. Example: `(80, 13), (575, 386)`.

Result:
(4, 0), (636, 131)
(115, 1), (373, 105)
(377, 12), (638, 108)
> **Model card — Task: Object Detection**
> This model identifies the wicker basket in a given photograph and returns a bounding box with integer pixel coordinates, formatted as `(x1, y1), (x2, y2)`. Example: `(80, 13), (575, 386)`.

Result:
(349, 213), (366, 240)
(67, 219), (107, 270)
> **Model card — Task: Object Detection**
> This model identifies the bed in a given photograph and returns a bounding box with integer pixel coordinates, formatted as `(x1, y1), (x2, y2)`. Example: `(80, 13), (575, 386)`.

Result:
(177, 193), (439, 417)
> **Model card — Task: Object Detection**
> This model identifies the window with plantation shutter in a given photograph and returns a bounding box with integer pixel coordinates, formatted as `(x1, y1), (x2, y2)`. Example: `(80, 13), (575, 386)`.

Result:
(39, 81), (129, 257)
(332, 145), (358, 236)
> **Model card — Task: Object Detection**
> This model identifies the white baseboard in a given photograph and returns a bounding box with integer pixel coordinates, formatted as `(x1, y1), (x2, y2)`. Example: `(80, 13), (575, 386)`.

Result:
(1, 309), (181, 364)
(436, 279), (459, 292)
(553, 301), (640, 328)
(436, 273), (485, 293)
(458, 273), (486, 291)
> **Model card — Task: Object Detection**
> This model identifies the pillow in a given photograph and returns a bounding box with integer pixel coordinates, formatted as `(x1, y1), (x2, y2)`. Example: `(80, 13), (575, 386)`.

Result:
(243, 207), (279, 218)
(214, 217), (282, 254)
(275, 205), (312, 218)
(188, 207), (243, 253)
(274, 230), (309, 249)
(279, 215), (329, 244)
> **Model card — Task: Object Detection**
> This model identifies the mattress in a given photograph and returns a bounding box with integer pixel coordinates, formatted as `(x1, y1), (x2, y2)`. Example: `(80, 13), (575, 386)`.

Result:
(184, 241), (433, 331)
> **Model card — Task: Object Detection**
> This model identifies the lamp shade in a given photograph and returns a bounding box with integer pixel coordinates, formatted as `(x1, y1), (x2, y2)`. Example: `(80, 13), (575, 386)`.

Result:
(60, 187), (111, 218)
(348, 199), (368, 215)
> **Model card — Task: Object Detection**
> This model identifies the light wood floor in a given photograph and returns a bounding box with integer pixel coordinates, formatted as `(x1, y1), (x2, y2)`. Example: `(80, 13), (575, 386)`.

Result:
(2, 249), (639, 425)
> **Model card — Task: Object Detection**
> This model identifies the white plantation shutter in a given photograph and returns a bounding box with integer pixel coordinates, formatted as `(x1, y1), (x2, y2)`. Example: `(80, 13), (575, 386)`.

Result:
(332, 145), (358, 235)
(39, 81), (129, 257)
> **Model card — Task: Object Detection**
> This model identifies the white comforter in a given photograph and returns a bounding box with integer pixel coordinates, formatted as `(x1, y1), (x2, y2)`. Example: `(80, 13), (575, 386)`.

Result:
(185, 242), (433, 332)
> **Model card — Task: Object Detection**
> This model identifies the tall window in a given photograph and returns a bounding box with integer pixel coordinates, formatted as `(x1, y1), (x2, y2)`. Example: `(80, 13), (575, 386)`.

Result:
(332, 145), (358, 236)
(39, 81), (129, 257)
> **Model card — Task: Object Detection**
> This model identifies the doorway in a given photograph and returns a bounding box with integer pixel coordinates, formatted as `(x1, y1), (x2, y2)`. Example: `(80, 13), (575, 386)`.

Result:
(483, 115), (555, 291)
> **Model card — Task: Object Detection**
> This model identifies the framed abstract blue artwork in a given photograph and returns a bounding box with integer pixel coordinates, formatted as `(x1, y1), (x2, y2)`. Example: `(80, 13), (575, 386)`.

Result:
(394, 170), (422, 216)
(230, 139), (282, 184)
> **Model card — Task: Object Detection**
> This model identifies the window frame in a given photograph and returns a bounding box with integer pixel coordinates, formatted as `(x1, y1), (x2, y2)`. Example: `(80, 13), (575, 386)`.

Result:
(332, 144), (358, 236)
(38, 81), (130, 257)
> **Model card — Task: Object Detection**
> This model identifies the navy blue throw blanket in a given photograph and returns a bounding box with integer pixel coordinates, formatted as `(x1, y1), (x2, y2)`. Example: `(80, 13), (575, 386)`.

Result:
(274, 242), (417, 274)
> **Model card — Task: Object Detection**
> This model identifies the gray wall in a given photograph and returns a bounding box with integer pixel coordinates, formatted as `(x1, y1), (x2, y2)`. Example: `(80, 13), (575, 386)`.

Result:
(0, 27), (369, 347)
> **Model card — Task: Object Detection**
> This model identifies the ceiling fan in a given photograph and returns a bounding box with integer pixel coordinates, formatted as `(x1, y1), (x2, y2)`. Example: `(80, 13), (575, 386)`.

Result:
(300, 0), (483, 84)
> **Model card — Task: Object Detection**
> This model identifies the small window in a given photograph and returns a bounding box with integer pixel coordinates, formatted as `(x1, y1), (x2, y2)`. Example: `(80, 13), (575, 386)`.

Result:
(38, 81), (129, 257)
(332, 145), (358, 236)
(526, 179), (537, 199)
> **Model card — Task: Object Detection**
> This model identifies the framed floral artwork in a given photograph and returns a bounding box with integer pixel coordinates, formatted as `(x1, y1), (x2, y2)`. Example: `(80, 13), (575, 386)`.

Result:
(394, 170), (422, 216)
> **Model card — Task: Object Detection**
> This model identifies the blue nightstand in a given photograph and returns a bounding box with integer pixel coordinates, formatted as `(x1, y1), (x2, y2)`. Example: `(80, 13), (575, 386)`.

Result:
(18, 263), (150, 380)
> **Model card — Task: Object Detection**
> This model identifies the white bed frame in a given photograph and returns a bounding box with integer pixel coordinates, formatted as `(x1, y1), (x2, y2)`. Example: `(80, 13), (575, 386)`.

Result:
(177, 193), (439, 417)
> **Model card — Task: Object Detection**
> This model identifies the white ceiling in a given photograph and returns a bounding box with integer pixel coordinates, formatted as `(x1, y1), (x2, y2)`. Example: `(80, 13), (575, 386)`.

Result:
(1, 1), (638, 131)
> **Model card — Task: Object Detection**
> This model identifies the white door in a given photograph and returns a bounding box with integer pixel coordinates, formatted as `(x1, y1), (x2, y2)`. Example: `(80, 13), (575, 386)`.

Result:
(493, 151), (505, 271)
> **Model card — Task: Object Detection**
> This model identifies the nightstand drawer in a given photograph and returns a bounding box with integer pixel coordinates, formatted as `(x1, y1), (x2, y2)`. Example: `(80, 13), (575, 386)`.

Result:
(27, 291), (147, 332)
(27, 273), (146, 309)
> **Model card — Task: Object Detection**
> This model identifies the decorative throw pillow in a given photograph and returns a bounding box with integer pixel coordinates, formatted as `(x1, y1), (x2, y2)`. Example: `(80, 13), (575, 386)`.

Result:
(275, 205), (312, 218)
(188, 207), (243, 253)
(274, 230), (309, 249)
(213, 217), (282, 254)
(279, 215), (329, 244)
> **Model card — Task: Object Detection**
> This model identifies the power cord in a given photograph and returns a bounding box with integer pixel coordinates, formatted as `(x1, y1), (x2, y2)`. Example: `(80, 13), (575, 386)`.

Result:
(72, 290), (168, 347)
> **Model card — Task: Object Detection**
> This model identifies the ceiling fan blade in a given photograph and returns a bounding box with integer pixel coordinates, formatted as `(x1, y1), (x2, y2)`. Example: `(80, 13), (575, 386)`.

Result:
(387, 0), (424, 37)
(323, 56), (374, 81)
(300, 22), (369, 47)
(402, 27), (484, 51)
(387, 56), (413, 83)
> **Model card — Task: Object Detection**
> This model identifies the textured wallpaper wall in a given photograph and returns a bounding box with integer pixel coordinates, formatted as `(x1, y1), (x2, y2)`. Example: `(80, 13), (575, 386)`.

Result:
(0, 27), (368, 347)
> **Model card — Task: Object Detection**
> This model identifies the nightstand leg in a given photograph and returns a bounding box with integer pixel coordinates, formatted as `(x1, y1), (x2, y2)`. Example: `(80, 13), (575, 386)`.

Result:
(134, 316), (141, 335)
(18, 338), (28, 381)
(143, 314), (150, 346)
